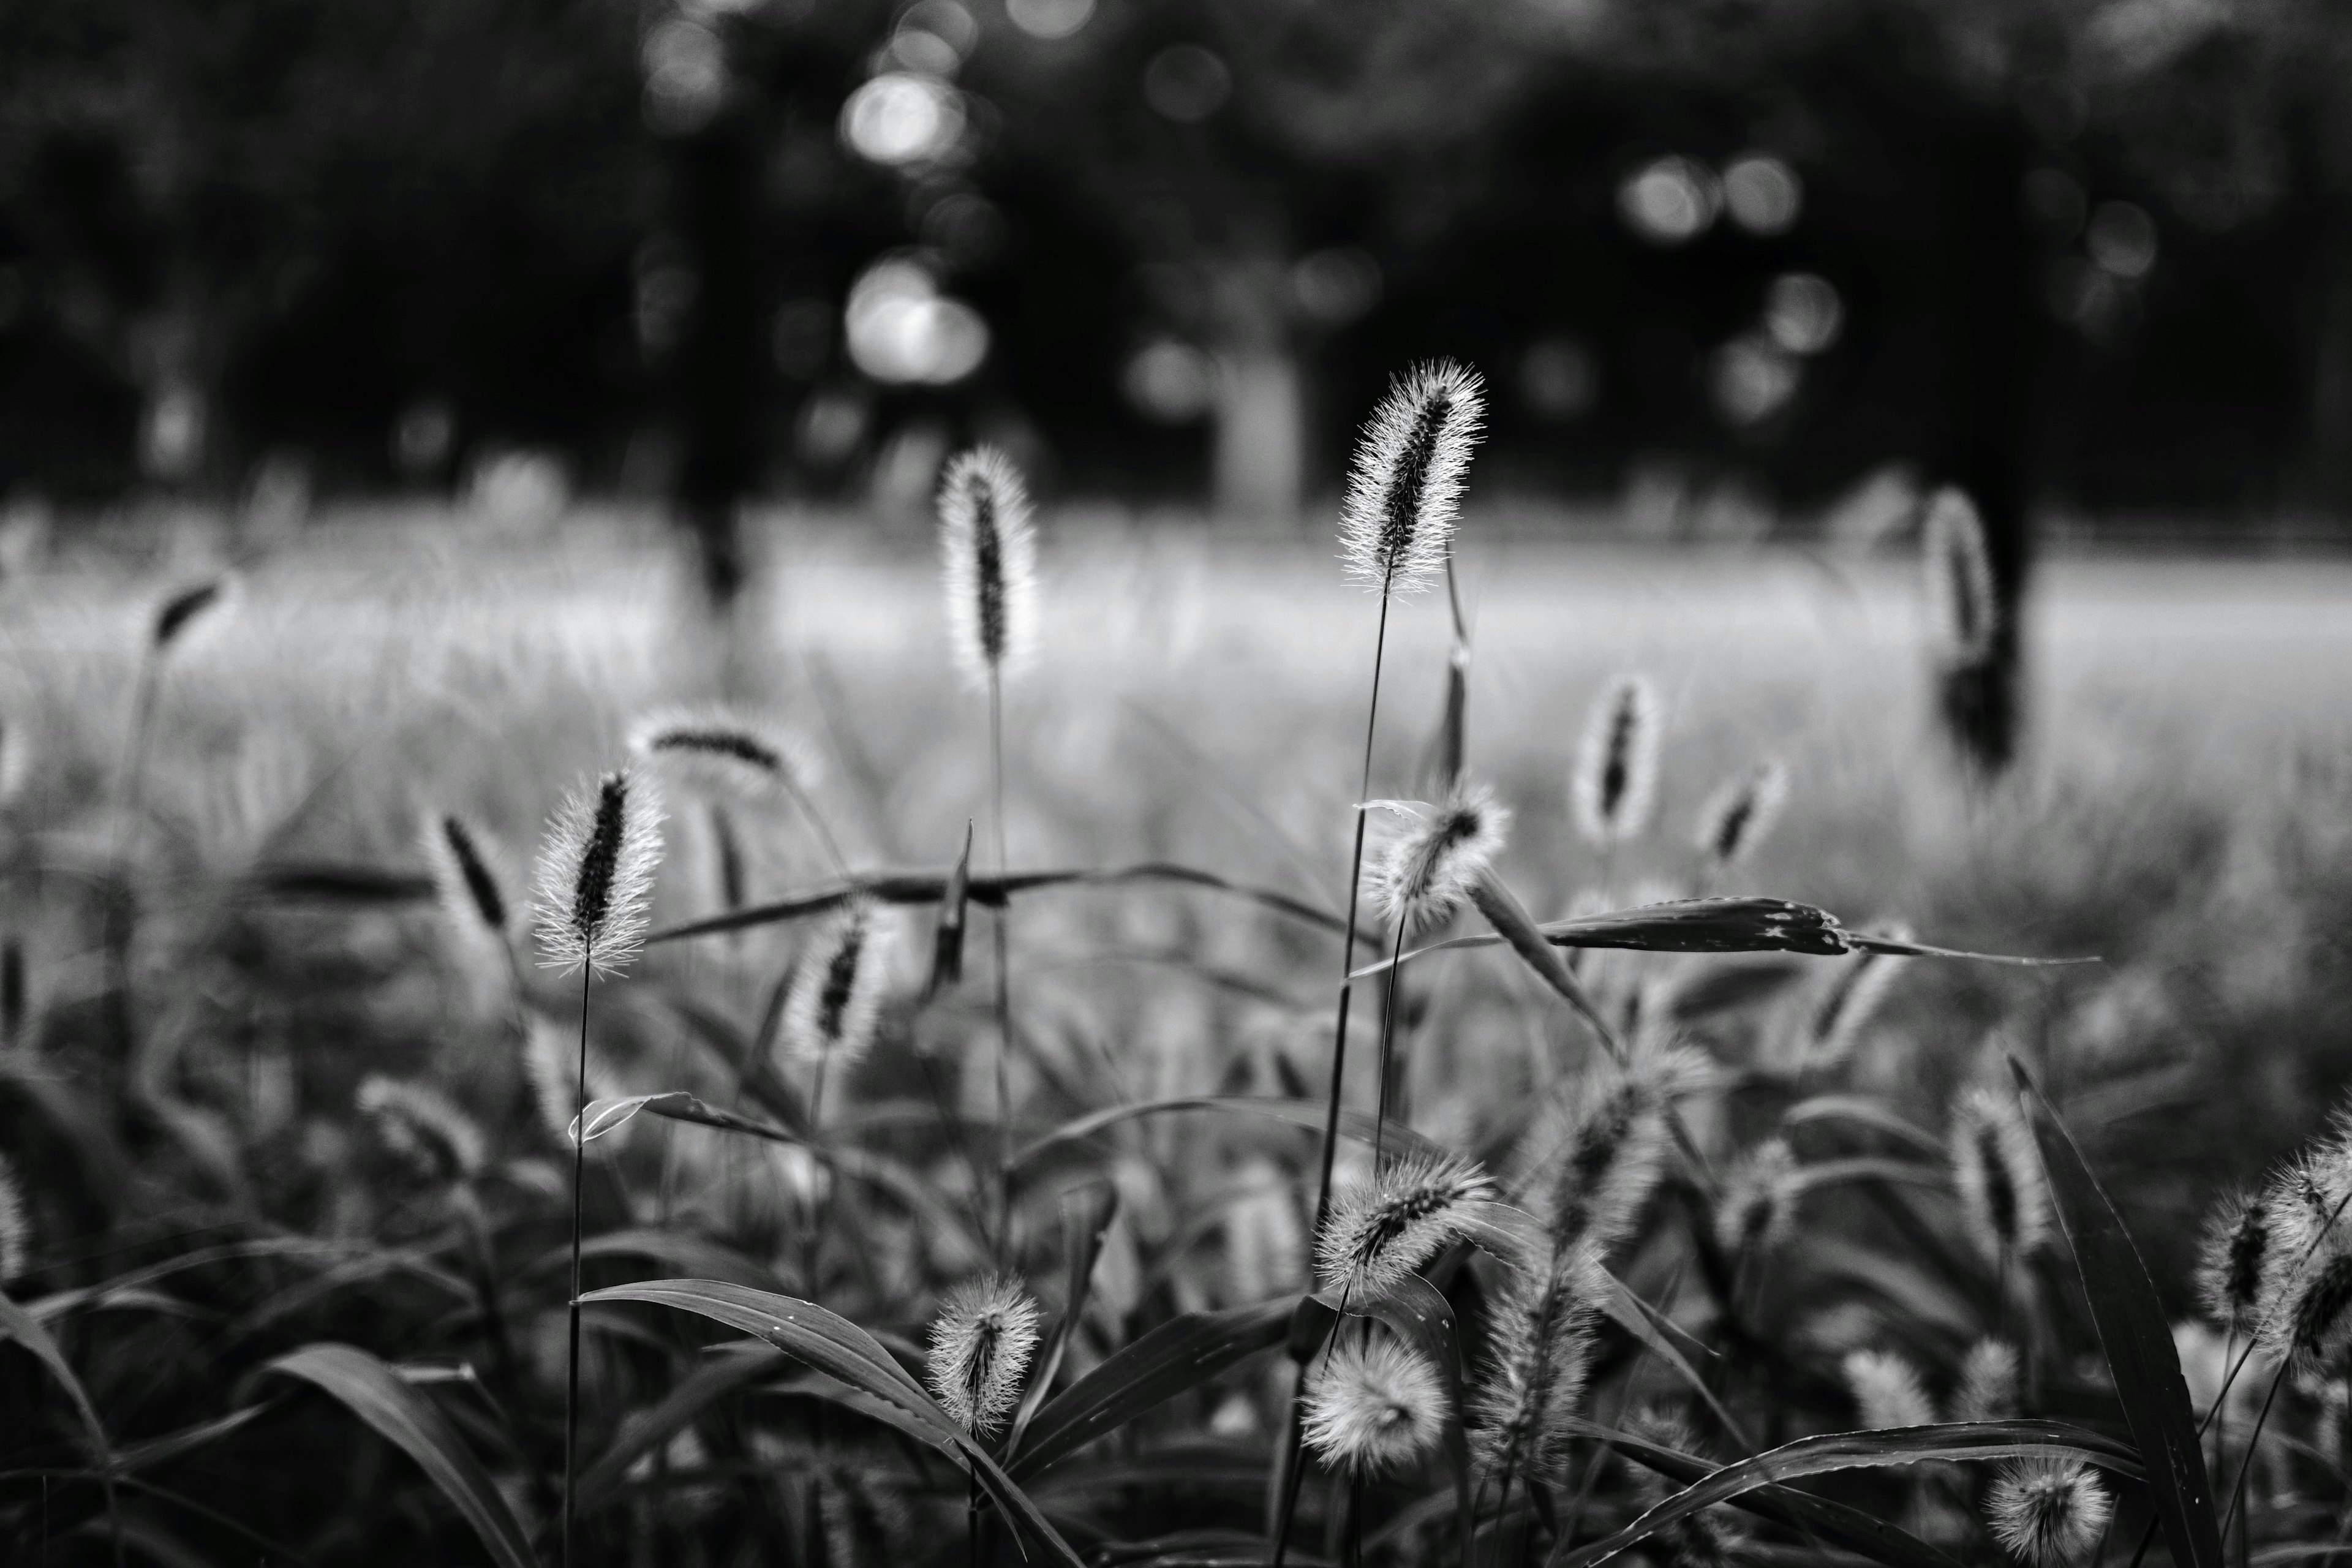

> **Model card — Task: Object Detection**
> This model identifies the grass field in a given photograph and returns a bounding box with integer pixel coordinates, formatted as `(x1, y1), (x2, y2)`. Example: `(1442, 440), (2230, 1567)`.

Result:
(4, 507), (2352, 1566)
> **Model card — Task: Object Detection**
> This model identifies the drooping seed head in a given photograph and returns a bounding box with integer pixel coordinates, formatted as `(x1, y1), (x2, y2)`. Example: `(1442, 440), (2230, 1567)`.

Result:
(421, 812), (510, 943)
(1923, 488), (1998, 666)
(1524, 1043), (1708, 1256)
(1800, 934), (1912, 1071)
(1316, 1150), (1496, 1300)
(152, 575), (232, 651)
(938, 446), (1039, 690)
(356, 1074), (489, 1180)
(532, 769), (665, 976)
(1623, 1408), (1752, 1564)
(1713, 1138), (1800, 1259)
(778, 900), (894, 1071)
(1692, 758), (1788, 872)
(1368, 782), (1509, 935)
(1303, 1333), (1449, 1476)
(1950, 1084), (2051, 1265)
(1985, 1457), (2113, 1567)
(629, 706), (820, 804)
(1951, 1338), (2022, 1423)
(1571, 675), (1662, 848)
(0, 1150), (27, 1281)
(1338, 360), (1484, 598)
(1471, 1238), (1602, 1487)
(2279, 1251), (2352, 1376)
(1842, 1347), (1936, 1431)
(2196, 1186), (2271, 1333)
(925, 1275), (1041, 1438)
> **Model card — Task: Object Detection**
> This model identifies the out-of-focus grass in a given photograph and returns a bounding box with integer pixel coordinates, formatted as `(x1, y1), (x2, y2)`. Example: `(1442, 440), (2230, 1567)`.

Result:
(6, 508), (2350, 1283)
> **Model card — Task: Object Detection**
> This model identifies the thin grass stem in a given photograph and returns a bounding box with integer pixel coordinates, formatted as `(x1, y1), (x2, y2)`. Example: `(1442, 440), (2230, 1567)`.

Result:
(565, 951), (590, 1568)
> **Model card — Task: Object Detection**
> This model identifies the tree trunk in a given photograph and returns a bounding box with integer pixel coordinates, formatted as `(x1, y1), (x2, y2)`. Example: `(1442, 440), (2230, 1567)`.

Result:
(671, 115), (763, 612)
(1937, 116), (2035, 777)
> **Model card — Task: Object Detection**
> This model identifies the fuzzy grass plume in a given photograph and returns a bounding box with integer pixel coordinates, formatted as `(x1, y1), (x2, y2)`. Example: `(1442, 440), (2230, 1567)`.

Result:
(1692, 757), (1787, 872)
(1952, 1338), (2021, 1423)
(1303, 1334), (1448, 1476)
(2196, 1185), (2271, 1333)
(1951, 1084), (2051, 1265)
(1624, 1408), (1751, 1566)
(1316, 1150), (1495, 1300)
(779, 900), (893, 1072)
(925, 1275), (1041, 1438)
(421, 812), (511, 944)
(1714, 1139), (1800, 1259)
(356, 1074), (488, 1180)
(1526, 1044), (1708, 1256)
(1800, 936), (1911, 1071)
(1986, 1457), (2112, 1566)
(1923, 487), (1997, 666)
(938, 447), (1039, 690)
(1572, 674), (1661, 848)
(0, 1150), (26, 1281)
(1472, 1238), (1600, 1487)
(1338, 360), (1483, 597)
(630, 707), (820, 804)
(532, 770), (664, 976)
(1368, 783), (1508, 935)
(1843, 1347), (1936, 1430)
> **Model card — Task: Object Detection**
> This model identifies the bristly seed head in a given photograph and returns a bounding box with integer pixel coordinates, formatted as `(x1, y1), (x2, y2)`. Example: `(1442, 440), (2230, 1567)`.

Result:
(421, 812), (510, 941)
(1798, 933), (1911, 1071)
(778, 900), (894, 1071)
(938, 446), (1039, 691)
(1369, 782), (1509, 935)
(1526, 1043), (1708, 1257)
(1986, 1456), (2113, 1567)
(153, 576), (231, 651)
(0, 1150), (28, 1281)
(1951, 1338), (2022, 1423)
(1950, 1084), (2051, 1265)
(1316, 1150), (1496, 1300)
(356, 1074), (489, 1180)
(1713, 1139), (1800, 1259)
(1338, 360), (1484, 598)
(532, 769), (664, 976)
(1923, 487), (1998, 666)
(2196, 1186), (2270, 1333)
(1572, 675), (1661, 848)
(1471, 1238), (1602, 1487)
(925, 1275), (1041, 1438)
(1842, 1347), (1936, 1431)
(1303, 1333), (1449, 1476)
(630, 707), (820, 804)
(1693, 758), (1789, 871)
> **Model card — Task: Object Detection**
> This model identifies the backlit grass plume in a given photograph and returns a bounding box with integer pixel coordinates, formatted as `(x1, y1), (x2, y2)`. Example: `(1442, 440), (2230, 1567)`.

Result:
(1714, 1138), (1800, 1259)
(925, 1275), (1041, 1438)
(1986, 1457), (2112, 1566)
(1923, 487), (1998, 666)
(532, 771), (664, 976)
(1952, 1338), (2021, 1422)
(1472, 1238), (1601, 1489)
(421, 812), (511, 946)
(1526, 1044), (1709, 1256)
(1843, 1347), (1936, 1430)
(1368, 783), (1508, 935)
(1316, 1150), (1495, 1300)
(1951, 1085), (2052, 1265)
(1303, 1334), (1447, 1476)
(938, 446), (1039, 690)
(779, 900), (893, 1078)
(2196, 1186), (2271, 1333)
(1572, 674), (1661, 848)
(630, 707), (819, 804)
(1797, 932), (1911, 1071)
(1693, 757), (1787, 872)
(0, 1150), (27, 1281)
(1337, 359), (1483, 597)
(356, 1074), (488, 1181)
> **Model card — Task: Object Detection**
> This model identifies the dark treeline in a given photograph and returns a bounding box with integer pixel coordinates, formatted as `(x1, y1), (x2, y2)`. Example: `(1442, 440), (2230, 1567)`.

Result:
(2, 0), (2347, 527)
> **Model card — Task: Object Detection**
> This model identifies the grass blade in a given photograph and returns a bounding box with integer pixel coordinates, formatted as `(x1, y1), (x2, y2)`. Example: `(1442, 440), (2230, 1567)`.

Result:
(2008, 1055), (2223, 1568)
(1007, 1180), (1120, 1458)
(1464, 870), (1620, 1055)
(1010, 1095), (1446, 1181)
(1008, 1297), (1294, 1482)
(265, 1342), (535, 1568)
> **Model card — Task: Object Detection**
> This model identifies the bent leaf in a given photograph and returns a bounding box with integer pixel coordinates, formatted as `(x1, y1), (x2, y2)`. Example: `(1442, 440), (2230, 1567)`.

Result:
(0, 1287), (114, 1466)
(265, 1342), (534, 1568)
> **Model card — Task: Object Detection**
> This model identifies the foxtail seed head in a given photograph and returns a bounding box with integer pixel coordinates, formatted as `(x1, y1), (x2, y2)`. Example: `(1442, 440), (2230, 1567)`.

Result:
(1843, 1347), (1936, 1431)
(1951, 1084), (2051, 1265)
(422, 812), (510, 943)
(1986, 1457), (2112, 1567)
(1572, 675), (1661, 848)
(1714, 1139), (1800, 1258)
(1338, 360), (1484, 598)
(1526, 1042), (1708, 1256)
(1693, 758), (1788, 871)
(925, 1275), (1041, 1438)
(153, 576), (232, 651)
(0, 1150), (26, 1281)
(1369, 783), (1509, 935)
(1303, 1334), (1448, 1476)
(532, 770), (664, 976)
(1952, 1338), (2022, 1423)
(938, 447), (1039, 690)
(1800, 935), (1912, 1071)
(1471, 1238), (1602, 1486)
(356, 1074), (488, 1180)
(1923, 487), (1998, 666)
(630, 707), (820, 804)
(1316, 1150), (1496, 1300)
(778, 900), (894, 1071)
(2196, 1186), (2271, 1333)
